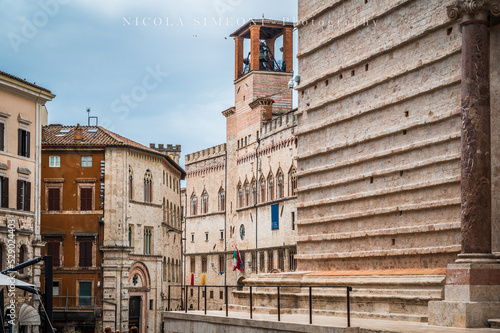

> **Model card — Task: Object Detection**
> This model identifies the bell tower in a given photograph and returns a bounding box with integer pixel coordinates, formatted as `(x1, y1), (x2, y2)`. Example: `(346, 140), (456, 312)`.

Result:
(226, 19), (294, 141)
(231, 19), (294, 80)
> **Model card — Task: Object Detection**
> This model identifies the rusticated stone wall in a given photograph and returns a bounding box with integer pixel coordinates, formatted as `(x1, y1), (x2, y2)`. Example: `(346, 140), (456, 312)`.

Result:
(295, 0), (463, 271)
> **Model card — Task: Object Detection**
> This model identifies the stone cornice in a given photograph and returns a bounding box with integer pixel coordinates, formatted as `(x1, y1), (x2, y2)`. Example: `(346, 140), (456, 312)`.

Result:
(447, 0), (500, 21)
(249, 97), (274, 110)
(221, 107), (235, 118)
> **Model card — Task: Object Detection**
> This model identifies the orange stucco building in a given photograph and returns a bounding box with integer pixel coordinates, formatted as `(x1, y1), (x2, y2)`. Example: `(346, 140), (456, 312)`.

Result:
(41, 125), (104, 332)
(41, 124), (185, 333)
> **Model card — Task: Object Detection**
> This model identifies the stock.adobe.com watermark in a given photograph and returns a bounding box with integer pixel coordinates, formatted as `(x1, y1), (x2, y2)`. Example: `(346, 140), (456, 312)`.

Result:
(97, 64), (169, 131)
(7, 0), (69, 53)
(6, 218), (17, 326)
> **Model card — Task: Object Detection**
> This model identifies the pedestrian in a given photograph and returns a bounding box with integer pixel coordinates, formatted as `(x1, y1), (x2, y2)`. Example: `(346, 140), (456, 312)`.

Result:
(130, 327), (138, 333)
(115, 330), (120, 333)
(104, 327), (112, 333)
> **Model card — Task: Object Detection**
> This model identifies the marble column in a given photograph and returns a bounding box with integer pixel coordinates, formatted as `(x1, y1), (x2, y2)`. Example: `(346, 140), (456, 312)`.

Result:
(428, 1), (500, 327)
(448, 0), (500, 259)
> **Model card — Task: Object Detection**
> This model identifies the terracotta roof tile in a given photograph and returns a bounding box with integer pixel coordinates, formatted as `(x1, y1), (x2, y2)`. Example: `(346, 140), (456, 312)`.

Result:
(0, 70), (52, 94)
(43, 124), (162, 154)
(43, 124), (186, 177)
(43, 124), (122, 146)
(43, 124), (185, 177)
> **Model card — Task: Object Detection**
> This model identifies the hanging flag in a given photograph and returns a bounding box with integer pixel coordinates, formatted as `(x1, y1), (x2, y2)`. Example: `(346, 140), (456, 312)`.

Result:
(201, 273), (206, 285)
(191, 273), (194, 286)
(233, 249), (242, 271)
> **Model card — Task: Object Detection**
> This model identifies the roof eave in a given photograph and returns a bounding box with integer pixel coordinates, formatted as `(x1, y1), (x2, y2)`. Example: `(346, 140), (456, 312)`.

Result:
(106, 144), (186, 178)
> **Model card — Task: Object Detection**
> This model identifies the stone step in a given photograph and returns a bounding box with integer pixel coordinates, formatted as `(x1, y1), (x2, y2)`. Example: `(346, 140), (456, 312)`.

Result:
(489, 319), (500, 329)
(233, 272), (445, 322)
(243, 272), (446, 287)
(232, 289), (442, 303)
(232, 287), (443, 298)
(228, 304), (428, 322)
(231, 291), (433, 317)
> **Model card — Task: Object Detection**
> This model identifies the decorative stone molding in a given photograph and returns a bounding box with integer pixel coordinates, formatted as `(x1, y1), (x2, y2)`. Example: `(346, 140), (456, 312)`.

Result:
(17, 167), (31, 175)
(221, 107), (235, 118)
(75, 178), (97, 183)
(249, 97), (275, 109)
(43, 178), (64, 183)
(17, 113), (32, 125)
(447, 0), (500, 20)
(73, 232), (98, 238)
(41, 232), (66, 239)
(250, 97), (275, 121)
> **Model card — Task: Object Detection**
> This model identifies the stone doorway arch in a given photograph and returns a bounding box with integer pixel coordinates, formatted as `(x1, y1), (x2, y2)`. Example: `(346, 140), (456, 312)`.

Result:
(128, 262), (151, 333)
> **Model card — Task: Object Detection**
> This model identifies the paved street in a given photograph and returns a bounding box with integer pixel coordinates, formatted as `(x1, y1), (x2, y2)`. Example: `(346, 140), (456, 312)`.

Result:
(168, 310), (499, 333)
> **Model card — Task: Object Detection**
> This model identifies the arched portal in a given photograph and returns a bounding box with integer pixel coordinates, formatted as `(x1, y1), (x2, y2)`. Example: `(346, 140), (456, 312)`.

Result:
(128, 262), (151, 333)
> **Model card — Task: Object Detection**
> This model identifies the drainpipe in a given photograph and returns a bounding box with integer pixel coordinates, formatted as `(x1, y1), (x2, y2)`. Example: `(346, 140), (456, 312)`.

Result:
(179, 179), (187, 310)
(98, 217), (104, 327)
(183, 189), (187, 309)
(255, 131), (261, 274)
(224, 148), (228, 287)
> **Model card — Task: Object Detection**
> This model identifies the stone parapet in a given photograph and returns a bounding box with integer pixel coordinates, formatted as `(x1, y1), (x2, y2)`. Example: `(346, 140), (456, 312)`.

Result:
(185, 143), (226, 164)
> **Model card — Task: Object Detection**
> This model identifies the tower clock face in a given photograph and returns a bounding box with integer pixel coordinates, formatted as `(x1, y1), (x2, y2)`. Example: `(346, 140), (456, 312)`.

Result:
(240, 224), (245, 240)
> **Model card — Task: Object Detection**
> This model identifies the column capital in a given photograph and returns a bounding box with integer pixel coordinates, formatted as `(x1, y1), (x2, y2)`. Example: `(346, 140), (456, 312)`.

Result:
(447, 0), (500, 21)
(249, 24), (261, 32)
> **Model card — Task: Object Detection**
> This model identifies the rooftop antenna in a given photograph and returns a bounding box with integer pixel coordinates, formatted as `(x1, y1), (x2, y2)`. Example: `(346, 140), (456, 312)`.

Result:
(87, 108), (98, 126)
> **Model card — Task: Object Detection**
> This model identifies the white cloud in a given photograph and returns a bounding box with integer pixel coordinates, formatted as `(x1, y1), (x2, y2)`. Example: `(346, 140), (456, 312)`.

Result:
(0, 0), (298, 167)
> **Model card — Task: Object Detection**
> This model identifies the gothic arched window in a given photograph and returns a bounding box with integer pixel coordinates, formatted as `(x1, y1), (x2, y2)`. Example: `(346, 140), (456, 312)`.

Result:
(201, 190), (209, 214)
(267, 172), (274, 201)
(129, 167), (134, 200)
(218, 187), (225, 211)
(289, 166), (297, 196)
(237, 182), (243, 208)
(259, 175), (266, 203)
(191, 193), (197, 216)
(276, 169), (284, 199)
(144, 170), (153, 203)
(244, 180), (250, 207)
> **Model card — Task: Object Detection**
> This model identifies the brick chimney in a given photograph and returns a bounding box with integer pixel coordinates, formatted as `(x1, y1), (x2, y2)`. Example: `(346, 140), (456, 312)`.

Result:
(74, 124), (83, 142)
(249, 97), (275, 121)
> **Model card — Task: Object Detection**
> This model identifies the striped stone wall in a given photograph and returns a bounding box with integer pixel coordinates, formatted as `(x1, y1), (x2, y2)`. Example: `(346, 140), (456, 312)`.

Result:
(295, 0), (462, 271)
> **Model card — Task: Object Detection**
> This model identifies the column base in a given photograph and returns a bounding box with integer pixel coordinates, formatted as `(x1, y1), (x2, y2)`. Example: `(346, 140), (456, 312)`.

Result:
(428, 300), (500, 327)
(428, 257), (500, 327)
(455, 253), (499, 263)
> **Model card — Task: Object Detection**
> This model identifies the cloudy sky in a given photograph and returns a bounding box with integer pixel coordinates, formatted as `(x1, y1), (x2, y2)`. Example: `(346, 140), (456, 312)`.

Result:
(0, 0), (298, 168)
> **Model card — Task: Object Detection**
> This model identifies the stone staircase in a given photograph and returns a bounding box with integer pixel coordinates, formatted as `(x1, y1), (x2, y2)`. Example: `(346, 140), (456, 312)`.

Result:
(229, 269), (446, 323)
